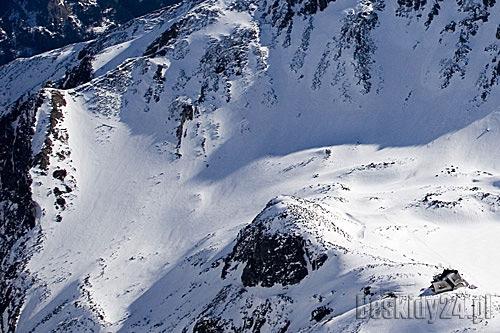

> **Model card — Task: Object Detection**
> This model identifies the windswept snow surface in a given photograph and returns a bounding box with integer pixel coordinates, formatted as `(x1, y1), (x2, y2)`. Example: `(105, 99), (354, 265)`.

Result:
(1, 0), (500, 331)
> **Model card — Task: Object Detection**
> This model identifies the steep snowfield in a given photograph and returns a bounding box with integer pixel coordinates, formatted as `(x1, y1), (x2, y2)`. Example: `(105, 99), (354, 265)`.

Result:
(1, 0), (500, 331)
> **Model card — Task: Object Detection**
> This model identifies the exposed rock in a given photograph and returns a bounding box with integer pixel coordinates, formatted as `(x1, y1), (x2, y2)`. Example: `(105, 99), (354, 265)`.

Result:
(0, 0), (182, 66)
(0, 96), (41, 332)
(52, 169), (67, 181)
(222, 196), (350, 287)
(193, 317), (225, 333)
(34, 91), (67, 171)
(61, 53), (94, 89)
(311, 306), (333, 322)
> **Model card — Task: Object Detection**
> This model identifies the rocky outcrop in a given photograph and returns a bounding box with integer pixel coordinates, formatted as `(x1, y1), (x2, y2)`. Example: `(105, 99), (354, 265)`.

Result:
(311, 305), (333, 322)
(60, 50), (94, 89)
(226, 231), (311, 287)
(222, 196), (349, 287)
(33, 91), (67, 171)
(0, 0), (181, 66)
(0, 97), (41, 332)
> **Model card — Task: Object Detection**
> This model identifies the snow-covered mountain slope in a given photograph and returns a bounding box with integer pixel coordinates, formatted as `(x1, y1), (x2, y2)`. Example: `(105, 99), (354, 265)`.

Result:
(1, 0), (500, 331)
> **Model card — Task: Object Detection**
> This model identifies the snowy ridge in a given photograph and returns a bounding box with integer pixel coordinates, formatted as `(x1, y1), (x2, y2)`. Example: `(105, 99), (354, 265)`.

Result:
(221, 196), (355, 288)
(0, 0), (500, 332)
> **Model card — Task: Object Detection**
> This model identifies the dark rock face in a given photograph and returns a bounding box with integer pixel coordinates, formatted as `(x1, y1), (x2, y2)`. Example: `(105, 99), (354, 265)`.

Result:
(338, 0), (384, 94)
(60, 51), (94, 89)
(144, 21), (181, 57)
(222, 197), (332, 288)
(263, 0), (337, 32)
(52, 169), (67, 181)
(310, 0), (385, 94)
(193, 317), (225, 333)
(397, 0), (428, 13)
(311, 306), (333, 322)
(0, 0), (182, 66)
(175, 103), (196, 148)
(226, 232), (310, 288)
(0, 96), (41, 332)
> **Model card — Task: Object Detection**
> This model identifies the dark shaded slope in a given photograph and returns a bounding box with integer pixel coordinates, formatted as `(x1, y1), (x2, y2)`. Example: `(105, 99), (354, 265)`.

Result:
(0, 0), (182, 66)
